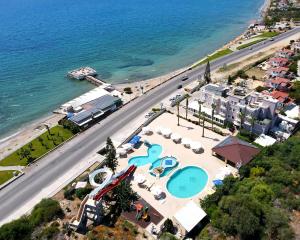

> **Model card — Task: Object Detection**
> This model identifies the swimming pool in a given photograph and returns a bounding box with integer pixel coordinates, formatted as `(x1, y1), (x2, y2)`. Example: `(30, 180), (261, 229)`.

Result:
(167, 166), (208, 198)
(149, 157), (178, 177)
(128, 144), (162, 167)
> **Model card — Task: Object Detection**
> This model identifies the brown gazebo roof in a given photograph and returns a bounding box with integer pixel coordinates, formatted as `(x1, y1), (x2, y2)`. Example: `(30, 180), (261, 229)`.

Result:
(212, 136), (260, 166)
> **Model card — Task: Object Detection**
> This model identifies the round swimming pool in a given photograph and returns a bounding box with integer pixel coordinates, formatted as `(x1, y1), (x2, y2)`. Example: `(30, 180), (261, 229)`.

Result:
(167, 166), (208, 198)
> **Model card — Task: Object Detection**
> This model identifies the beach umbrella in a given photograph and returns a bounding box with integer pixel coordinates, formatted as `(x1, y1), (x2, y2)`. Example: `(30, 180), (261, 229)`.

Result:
(155, 127), (162, 134)
(213, 179), (223, 186)
(181, 138), (191, 147)
(134, 174), (146, 184)
(171, 133), (181, 142)
(142, 126), (151, 135)
(161, 128), (172, 137)
(151, 186), (163, 197)
(190, 141), (203, 152)
(116, 148), (127, 156)
(122, 143), (133, 152)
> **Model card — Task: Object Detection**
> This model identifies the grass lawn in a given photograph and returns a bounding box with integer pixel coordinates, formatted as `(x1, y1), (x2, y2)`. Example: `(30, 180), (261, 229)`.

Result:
(258, 31), (279, 38)
(0, 126), (74, 167)
(237, 39), (264, 50)
(0, 170), (19, 185)
(192, 48), (233, 68)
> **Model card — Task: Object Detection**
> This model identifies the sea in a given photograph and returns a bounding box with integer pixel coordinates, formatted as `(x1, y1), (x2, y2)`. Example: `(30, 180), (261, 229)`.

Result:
(0, 0), (263, 138)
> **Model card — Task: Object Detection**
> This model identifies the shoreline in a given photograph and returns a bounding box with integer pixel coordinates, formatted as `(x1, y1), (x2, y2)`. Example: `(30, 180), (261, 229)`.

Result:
(0, 0), (271, 158)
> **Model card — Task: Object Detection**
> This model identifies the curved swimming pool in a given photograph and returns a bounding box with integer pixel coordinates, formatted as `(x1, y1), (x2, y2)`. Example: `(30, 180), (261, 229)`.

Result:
(128, 144), (162, 167)
(167, 166), (208, 198)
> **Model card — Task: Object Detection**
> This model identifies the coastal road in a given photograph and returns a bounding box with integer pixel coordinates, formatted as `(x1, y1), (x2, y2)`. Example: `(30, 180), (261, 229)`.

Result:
(0, 27), (299, 224)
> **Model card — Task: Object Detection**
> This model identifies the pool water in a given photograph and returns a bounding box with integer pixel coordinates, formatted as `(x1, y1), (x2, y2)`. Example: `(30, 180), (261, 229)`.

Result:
(167, 166), (208, 198)
(128, 144), (162, 167)
(149, 157), (178, 177)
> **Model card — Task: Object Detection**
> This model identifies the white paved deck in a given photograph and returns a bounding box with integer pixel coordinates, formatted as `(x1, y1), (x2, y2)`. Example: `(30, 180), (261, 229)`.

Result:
(117, 113), (237, 219)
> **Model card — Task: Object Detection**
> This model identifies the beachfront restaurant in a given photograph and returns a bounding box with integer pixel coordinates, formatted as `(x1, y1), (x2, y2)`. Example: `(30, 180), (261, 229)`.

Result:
(69, 94), (122, 128)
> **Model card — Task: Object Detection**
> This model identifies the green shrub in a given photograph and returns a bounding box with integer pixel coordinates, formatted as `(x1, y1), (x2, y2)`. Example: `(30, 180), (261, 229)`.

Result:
(124, 87), (133, 94)
(160, 232), (178, 240)
(0, 199), (63, 240)
(64, 187), (75, 200)
(161, 218), (175, 234)
(30, 199), (64, 226)
(0, 217), (33, 240)
(75, 187), (93, 200)
(37, 223), (60, 239)
(256, 86), (267, 92)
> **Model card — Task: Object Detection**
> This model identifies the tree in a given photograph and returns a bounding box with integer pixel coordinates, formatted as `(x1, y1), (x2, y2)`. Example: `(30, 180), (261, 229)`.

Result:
(204, 60), (211, 84)
(211, 103), (217, 130)
(250, 115), (256, 138)
(238, 109), (246, 130)
(20, 148), (32, 162)
(104, 137), (118, 173)
(198, 100), (203, 126)
(45, 124), (51, 135)
(227, 75), (234, 85)
(111, 181), (138, 214)
(202, 109), (205, 137)
(176, 102), (180, 126)
(185, 94), (190, 119)
(161, 219), (175, 234)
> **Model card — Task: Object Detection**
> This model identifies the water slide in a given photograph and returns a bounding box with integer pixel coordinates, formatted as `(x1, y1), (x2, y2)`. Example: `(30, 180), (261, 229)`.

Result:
(70, 164), (136, 229)
(89, 168), (113, 198)
(93, 165), (137, 201)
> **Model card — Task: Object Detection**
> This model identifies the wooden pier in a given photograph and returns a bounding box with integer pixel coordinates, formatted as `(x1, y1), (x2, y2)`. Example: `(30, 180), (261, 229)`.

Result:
(67, 67), (106, 86)
(85, 76), (106, 86)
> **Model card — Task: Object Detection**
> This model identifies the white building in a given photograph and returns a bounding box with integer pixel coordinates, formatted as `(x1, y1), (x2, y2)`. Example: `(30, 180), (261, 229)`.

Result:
(188, 84), (280, 135)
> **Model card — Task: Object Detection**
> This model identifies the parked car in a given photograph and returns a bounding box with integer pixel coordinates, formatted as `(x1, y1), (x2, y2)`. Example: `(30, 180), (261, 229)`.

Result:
(177, 85), (183, 89)
(270, 37), (274, 41)
(145, 112), (155, 118)
(180, 75), (189, 81)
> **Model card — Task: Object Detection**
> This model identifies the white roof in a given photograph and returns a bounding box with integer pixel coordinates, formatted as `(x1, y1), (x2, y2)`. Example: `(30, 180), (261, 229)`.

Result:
(188, 101), (213, 116)
(75, 181), (87, 189)
(285, 104), (299, 119)
(254, 134), (277, 147)
(61, 87), (110, 110)
(174, 201), (206, 232)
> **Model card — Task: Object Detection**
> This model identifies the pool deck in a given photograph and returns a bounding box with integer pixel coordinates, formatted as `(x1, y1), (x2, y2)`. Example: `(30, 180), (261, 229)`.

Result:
(117, 112), (237, 225)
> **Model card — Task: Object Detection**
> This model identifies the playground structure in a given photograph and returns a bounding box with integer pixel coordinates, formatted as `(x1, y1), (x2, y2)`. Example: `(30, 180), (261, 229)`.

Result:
(134, 203), (149, 221)
(149, 156), (178, 178)
(70, 165), (136, 230)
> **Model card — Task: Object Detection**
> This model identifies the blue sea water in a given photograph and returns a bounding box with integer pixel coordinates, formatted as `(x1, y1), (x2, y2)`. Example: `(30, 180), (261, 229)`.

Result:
(0, 0), (263, 137)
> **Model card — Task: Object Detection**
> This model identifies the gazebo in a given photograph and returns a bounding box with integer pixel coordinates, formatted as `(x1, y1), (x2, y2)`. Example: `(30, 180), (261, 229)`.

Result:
(212, 136), (260, 167)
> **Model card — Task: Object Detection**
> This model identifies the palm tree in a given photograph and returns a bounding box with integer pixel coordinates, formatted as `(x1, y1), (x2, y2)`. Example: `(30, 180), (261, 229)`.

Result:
(250, 115), (256, 138)
(202, 112), (205, 137)
(211, 103), (217, 130)
(176, 102), (180, 126)
(238, 109), (246, 130)
(197, 100), (203, 126)
(185, 94), (190, 119)
(45, 124), (51, 135)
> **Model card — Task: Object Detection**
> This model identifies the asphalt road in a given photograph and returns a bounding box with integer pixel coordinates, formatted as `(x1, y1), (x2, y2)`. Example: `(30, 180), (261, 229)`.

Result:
(0, 27), (299, 224)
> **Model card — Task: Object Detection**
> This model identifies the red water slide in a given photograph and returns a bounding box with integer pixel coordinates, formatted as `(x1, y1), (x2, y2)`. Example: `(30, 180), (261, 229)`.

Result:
(93, 165), (137, 201)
